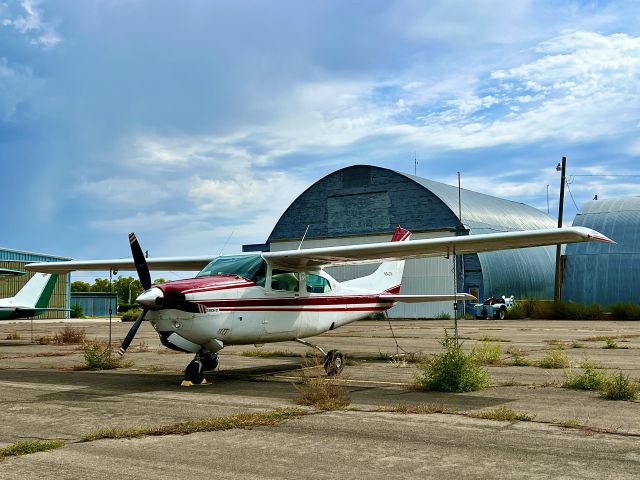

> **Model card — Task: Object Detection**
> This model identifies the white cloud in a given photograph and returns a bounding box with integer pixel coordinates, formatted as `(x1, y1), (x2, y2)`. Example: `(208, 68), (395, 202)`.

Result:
(1, 0), (61, 48)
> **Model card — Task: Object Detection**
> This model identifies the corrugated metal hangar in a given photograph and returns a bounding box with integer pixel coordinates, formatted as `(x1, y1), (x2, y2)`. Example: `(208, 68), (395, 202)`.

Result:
(258, 165), (557, 318)
(563, 197), (640, 306)
(0, 247), (71, 319)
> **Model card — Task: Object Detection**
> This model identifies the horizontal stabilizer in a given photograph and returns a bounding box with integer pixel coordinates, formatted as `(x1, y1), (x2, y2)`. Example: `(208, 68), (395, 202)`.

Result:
(379, 294), (477, 303)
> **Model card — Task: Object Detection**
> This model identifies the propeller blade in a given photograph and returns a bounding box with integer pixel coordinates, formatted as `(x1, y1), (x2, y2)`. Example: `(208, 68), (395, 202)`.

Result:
(128, 232), (151, 290)
(118, 308), (148, 356)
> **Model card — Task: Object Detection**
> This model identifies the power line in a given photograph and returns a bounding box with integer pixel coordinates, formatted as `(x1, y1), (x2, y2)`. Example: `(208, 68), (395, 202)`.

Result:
(565, 180), (580, 211)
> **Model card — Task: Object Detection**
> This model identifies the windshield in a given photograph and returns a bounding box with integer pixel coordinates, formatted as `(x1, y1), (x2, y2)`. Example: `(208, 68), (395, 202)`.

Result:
(197, 254), (266, 284)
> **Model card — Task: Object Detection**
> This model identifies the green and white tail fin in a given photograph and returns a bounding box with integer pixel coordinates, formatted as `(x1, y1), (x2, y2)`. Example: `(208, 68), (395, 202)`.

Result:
(342, 225), (411, 293)
(12, 273), (58, 308)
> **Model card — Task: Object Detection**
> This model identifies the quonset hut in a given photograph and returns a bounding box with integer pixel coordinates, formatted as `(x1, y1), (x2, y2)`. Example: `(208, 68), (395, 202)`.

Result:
(563, 197), (640, 306)
(258, 165), (557, 318)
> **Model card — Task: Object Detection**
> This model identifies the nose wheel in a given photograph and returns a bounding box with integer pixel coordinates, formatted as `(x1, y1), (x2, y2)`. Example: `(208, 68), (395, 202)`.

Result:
(183, 350), (218, 386)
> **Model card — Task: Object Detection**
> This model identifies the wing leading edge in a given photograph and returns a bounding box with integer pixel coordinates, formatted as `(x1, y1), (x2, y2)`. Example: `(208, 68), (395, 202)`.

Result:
(25, 256), (216, 274)
(25, 226), (612, 274)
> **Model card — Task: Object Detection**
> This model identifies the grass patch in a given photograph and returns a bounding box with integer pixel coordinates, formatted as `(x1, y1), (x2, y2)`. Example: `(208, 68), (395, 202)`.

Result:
(553, 418), (583, 429)
(295, 357), (351, 410)
(477, 334), (510, 342)
(0, 439), (64, 460)
(82, 342), (132, 370)
(505, 346), (530, 366)
(563, 360), (606, 390)
(469, 406), (533, 422)
(470, 341), (502, 365)
(603, 338), (628, 349)
(241, 349), (301, 358)
(537, 348), (570, 369)
(81, 408), (305, 442)
(598, 372), (639, 401)
(414, 331), (489, 392)
(37, 326), (86, 345)
(5, 331), (22, 340)
(570, 341), (585, 348)
(383, 403), (457, 414)
(544, 339), (566, 348)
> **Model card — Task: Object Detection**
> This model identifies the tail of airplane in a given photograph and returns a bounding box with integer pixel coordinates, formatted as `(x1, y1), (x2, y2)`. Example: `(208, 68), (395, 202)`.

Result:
(11, 273), (58, 308)
(342, 225), (411, 293)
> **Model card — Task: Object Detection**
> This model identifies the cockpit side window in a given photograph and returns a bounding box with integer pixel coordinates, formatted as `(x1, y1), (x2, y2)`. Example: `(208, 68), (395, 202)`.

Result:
(271, 270), (299, 292)
(306, 273), (331, 293)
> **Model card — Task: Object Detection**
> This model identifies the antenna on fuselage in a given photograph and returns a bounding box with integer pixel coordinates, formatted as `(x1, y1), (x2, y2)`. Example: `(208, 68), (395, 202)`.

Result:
(218, 230), (235, 257)
(297, 225), (310, 250)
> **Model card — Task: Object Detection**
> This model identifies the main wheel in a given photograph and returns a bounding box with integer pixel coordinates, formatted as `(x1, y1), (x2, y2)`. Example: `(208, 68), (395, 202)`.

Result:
(201, 352), (219, 372)
(184, 359), (204, 384)
(324, 350), (344, 376)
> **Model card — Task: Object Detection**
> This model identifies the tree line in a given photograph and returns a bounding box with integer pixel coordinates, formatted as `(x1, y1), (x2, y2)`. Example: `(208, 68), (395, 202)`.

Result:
(71, 277), (166, 305)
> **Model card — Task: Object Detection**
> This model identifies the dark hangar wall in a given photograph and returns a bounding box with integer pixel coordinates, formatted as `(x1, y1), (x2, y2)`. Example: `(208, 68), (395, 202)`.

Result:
(268, 165), (462, 242)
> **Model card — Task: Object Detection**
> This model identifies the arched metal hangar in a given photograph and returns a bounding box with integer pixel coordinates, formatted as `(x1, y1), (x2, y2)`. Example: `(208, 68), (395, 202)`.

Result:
(262, 165), (557, 318)
(563, 197), (640, 306)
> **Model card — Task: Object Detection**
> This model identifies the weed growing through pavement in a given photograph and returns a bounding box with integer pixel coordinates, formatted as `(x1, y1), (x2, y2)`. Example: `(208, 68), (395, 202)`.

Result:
(81, 409), (305, 441)
(83, 342), (132, 370)
(471, 340), (502, 365)
(603, 338), (628, 349)
(570, 341), (585, 348)
(0, 439), (64, 460)
(382, 403), (458, 414)
(537, 347), (570, 369)
(414, 331), (489, 393)
(469, 406), (533, 422)
(505, 346), (530, 366)
(295, 356), (351, 410)
(563, 360), (606, 390)
(37, 326), (86, 345)
(598, 372), (638, 401)
(5, 331), (21, 340)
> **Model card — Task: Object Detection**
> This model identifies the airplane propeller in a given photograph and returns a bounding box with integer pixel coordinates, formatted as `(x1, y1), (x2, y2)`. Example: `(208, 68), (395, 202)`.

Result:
(118, 233), (205, 356)
(117, 233), (152, 356)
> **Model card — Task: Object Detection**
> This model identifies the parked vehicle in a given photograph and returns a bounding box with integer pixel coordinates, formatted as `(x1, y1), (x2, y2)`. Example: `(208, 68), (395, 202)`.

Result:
(473, 296), (514, 320)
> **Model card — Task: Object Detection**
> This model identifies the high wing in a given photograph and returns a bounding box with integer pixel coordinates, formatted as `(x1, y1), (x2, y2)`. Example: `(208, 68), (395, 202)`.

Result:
(25, 256), (216, 273)
(263, 226), (613, 270)
(25, 226), (612, 274)
(380, 294), (477, 303)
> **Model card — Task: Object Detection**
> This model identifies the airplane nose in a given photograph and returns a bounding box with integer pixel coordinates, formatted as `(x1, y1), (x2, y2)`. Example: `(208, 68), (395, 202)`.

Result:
(136, 287), (164, 309)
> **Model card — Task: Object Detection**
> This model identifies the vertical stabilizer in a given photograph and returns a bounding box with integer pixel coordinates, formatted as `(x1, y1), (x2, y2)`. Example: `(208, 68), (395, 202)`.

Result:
(342, 225), (411, 292)
(12, 273), (58, 308)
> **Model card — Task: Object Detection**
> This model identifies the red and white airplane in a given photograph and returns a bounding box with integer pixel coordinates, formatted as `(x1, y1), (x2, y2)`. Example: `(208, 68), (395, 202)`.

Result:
(26, 225), (612, 384)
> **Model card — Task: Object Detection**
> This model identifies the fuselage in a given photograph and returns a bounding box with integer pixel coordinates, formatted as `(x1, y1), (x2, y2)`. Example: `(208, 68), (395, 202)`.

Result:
(144, 254), (399, 354)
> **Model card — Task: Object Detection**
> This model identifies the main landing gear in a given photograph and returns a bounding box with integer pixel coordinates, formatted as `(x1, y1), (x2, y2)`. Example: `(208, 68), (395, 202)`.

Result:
(183, 351), (219, 386)
(295, 339), (344, 376)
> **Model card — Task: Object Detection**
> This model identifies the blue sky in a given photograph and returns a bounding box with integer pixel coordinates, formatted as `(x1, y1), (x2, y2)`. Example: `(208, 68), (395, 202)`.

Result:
(1, 0), (639, 281)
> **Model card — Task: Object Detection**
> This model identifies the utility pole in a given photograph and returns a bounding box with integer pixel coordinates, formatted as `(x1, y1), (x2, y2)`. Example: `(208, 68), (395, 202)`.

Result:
(554, 156), (566, 302)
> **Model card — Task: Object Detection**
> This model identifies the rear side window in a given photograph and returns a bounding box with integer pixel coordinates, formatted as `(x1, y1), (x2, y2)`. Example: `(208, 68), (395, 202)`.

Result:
(306, 274), (331, 293)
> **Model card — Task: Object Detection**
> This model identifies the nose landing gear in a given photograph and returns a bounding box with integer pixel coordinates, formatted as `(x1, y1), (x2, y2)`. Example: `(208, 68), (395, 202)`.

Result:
(182, 351), (219, 386)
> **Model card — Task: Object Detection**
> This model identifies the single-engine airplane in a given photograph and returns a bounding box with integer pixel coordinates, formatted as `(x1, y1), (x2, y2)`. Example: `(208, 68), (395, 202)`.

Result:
(26, 225), (612, 384)
(0, 272), (63, 320)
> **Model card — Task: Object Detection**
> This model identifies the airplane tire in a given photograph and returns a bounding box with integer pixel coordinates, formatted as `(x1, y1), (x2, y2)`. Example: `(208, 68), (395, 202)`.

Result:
(324, 350), (344, 376)
(201, 352), (219, 372)
(184, 359), (203, 384)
